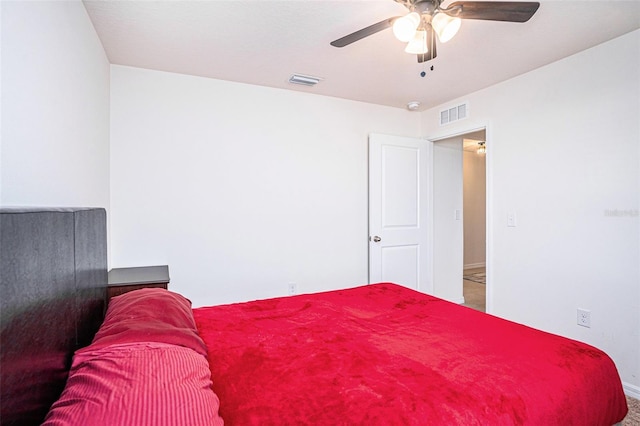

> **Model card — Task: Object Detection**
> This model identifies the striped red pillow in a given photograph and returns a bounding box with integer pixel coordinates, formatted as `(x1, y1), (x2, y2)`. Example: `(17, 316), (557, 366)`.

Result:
(43, 342), (224, 426)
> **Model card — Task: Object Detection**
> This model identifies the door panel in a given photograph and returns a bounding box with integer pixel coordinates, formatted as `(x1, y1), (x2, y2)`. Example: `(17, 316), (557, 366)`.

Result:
(369, 133), (429, 292)
(383, 146), (419, 227)
(381, 245), (419, 289)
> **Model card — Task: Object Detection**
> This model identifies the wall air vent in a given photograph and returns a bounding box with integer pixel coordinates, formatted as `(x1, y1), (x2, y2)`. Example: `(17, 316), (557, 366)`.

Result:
(439, 102), (469, 126)
(288, 74), (322, 87)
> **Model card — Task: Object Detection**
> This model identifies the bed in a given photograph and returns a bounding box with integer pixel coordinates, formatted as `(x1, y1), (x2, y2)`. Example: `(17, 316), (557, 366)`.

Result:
(1, 208), (629, 425)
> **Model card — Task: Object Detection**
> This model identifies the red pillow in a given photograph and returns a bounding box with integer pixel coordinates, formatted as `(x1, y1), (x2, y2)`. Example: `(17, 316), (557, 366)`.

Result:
(87, 288), (207, 357)
(43, 343), (224, 426)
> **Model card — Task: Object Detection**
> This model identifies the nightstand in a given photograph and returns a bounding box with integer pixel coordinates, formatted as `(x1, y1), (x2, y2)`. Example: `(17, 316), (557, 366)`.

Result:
(107, 265), (170, 301)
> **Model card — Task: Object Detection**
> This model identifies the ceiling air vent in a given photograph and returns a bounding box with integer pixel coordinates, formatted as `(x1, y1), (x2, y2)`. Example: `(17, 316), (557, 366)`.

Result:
(288, 74), (321, 87)
(440, 102), (468, 126)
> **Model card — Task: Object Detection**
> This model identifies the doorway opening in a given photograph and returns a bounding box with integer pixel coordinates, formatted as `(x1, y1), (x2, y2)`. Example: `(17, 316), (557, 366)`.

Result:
(430, 128), (487, 312)
(462, 130), (486, 312)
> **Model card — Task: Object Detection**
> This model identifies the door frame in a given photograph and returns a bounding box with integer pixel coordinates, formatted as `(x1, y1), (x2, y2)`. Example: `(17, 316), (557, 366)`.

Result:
(426, 123), (493, 313)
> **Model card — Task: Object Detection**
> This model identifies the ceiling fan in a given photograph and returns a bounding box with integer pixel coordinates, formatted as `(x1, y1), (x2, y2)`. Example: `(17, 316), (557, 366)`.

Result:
(330, 0), (540, 63)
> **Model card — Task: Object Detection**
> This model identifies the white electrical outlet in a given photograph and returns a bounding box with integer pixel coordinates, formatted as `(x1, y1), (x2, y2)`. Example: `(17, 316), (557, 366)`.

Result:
(288, 283), (297, 296)
(577, 309), (591, 328)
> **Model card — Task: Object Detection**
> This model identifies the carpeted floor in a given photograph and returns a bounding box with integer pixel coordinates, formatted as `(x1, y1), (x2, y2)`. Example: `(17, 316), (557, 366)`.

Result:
(623, 396), (640, 425)
(462, 279), (486, 312)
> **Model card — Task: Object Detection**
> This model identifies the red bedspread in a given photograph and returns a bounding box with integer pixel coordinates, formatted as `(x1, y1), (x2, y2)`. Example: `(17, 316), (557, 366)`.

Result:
(193, 283), (627, 425)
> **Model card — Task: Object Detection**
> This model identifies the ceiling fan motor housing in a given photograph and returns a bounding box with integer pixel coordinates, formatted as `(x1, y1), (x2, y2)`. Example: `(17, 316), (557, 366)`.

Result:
(396, 0), (442, 15)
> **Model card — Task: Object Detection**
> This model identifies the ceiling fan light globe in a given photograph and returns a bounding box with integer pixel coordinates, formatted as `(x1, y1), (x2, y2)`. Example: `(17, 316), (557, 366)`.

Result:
(477, 141), (486, 155)
(432, 13), (461, 43)
(393, 12), (421, 42)
(404, 29), (428, 54)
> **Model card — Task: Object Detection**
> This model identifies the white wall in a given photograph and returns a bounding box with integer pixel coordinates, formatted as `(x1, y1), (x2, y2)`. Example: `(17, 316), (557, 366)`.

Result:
(109, 65), (420, 307)
(421, 30), (640, 395)
(463, 149), (486, 268)
(1, 1), (110, 210)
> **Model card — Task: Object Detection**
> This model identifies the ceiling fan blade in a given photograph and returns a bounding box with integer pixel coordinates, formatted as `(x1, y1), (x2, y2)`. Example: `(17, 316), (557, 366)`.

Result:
(444, 1), (540, 22)
(418, 25), (437, 63)
(330, 17), (400, 47)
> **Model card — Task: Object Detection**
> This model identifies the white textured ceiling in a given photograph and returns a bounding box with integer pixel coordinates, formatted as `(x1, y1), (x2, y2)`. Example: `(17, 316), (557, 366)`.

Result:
(83, 0), (640, 111)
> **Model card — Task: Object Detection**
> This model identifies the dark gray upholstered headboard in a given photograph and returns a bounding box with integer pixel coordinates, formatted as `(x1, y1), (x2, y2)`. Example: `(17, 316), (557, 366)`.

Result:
(0, 208), (108, 425)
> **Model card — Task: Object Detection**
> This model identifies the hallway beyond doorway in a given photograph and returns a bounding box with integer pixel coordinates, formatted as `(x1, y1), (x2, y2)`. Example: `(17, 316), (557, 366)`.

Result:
(462, 267), (486, 312)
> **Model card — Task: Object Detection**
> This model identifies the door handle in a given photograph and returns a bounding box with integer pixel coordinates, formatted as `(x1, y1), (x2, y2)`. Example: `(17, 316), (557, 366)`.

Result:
(371, 236), (381, 243)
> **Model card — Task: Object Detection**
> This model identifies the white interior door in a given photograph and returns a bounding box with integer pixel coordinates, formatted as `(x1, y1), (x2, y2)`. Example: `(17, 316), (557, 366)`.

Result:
(369, 133), (430, 292)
